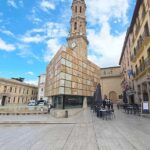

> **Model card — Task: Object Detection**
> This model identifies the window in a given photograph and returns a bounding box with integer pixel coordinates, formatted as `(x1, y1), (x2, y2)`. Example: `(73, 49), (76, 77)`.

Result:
(10, 87), (12, 92)
(75, 6), (77, 13)
(41, 88), (43, 92)
(80, 6), (82, 13)
(8, 97), (10, 103)
(135, 65), (138, 75)
(4, 86), (7, 92)
(134, 48), (136, 55)
(74, 22), (77, 30)
(19, 88), (21, 93)
(144, 23), (149, 37)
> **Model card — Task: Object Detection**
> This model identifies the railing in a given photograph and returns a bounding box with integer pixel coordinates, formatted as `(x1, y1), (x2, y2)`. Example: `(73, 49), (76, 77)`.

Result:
(131, 32), (150, 62)
(133, 57), (150, 78)
(144, 57), (150, 68)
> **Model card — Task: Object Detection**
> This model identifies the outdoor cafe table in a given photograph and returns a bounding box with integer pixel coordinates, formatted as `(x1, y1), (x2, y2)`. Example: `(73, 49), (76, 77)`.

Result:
(126, 106), (134, 114)
(99, 109), (107, 119)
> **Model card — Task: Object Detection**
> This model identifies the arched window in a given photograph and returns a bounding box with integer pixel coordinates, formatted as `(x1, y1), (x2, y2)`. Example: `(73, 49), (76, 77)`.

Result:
(80, 6), (82, 13)
(75, 6), (77, 13)
(74, 22), (77, 30)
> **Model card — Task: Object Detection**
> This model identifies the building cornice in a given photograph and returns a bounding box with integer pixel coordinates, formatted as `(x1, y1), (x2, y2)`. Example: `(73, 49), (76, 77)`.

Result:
(0, 77), (38, 88)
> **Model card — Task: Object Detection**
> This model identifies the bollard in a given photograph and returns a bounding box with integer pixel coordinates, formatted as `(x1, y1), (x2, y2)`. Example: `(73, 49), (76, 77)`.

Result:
(65, 110), (68, 118)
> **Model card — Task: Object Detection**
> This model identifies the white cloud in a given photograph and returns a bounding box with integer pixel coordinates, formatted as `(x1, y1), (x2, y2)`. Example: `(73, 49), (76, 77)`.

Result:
(17, 44), (40, 60)
(0, 38), (16, 51)
(87, 0), (129, 25)
(40, 0), (55, 12)
(21, 34), (45, 43)
(20, 22), (67, 44)
(7, 0), (23, 8)
(44, 38), (61, 62)
(25, 72), (34, 76)
(7, 0), (17, 8)
(19, 0), (24, 7)
(86, 0), (129, 67)
(45, 22), (67, 38)
(0, 29), (14, 37)
(24, 79), (38, 86)
(87, 22), (126, 67)
(27, 60), (34, 64)
(19, 22), (67, 62)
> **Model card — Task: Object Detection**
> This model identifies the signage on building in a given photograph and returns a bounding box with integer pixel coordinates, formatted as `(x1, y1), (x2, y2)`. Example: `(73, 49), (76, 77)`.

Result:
(143, 102), (149, 110)
(142, 101), (149, 114)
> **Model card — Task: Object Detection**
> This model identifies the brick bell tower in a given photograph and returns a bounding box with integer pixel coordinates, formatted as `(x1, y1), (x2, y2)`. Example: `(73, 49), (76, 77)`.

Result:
(67, 0), (89, 58)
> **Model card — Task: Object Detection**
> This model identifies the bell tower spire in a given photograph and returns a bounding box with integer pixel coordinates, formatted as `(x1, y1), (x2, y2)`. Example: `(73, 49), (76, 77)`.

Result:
(67, 0), (88, 58)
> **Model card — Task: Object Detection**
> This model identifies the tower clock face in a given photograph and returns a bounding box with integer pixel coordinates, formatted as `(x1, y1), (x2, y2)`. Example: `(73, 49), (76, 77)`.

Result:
(71, 40), (77, 49)
(71, 42), (76, 48)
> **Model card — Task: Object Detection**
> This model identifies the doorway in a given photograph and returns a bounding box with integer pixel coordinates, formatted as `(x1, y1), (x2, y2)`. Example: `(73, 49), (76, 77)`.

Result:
(1, 96), (6, 106)
(109, 91), (117, 103)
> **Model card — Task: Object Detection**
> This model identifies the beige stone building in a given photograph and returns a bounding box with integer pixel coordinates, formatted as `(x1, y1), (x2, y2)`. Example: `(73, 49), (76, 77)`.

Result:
(119, 28), (135, 104)
(101, 66), (122, 104)
(0, 78), (38, 106)
(45, 0), (101, 109)
(120, 0), (150, 113)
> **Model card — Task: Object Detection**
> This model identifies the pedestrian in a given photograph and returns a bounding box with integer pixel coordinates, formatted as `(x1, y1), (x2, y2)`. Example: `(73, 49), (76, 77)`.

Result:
(106, 98), (111, 110)
(103, 95), (107, 109)
(117, 102), (120, 110)
(48, 104), (51, 113)
(110, 99), (113, 110)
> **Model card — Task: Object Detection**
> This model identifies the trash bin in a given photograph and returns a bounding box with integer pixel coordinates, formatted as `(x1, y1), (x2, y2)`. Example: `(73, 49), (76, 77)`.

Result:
(65, 110), (68, 118)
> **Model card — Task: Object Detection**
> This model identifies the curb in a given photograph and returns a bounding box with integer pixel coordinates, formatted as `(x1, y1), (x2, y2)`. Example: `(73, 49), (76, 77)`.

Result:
(0, 121), (76, 125)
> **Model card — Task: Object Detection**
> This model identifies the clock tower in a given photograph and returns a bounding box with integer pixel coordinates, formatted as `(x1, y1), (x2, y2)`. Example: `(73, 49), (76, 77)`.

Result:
(67, 0), (88, 58)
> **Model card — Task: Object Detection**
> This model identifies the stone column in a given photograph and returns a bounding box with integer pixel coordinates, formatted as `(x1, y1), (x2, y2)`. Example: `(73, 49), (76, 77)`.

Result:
(83, 97), (87, 109)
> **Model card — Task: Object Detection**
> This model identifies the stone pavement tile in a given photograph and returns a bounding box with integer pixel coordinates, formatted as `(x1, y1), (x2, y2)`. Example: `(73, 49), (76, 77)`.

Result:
(92, 108), (150, 150)
(60, 109), (99, 150)
(0, 124), (74, 150)
(0, 108), (150, 150)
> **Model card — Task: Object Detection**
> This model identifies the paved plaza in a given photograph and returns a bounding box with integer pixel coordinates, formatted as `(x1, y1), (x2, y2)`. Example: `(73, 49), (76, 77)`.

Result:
(0, 107), (150, 150)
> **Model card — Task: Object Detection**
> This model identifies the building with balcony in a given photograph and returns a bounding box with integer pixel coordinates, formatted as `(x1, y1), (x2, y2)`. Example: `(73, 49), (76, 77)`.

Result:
(0, 77), (38, 106)
(120, 0), (150, 112)
(101, 66), (122, 104)
(45, 0), (101, 109)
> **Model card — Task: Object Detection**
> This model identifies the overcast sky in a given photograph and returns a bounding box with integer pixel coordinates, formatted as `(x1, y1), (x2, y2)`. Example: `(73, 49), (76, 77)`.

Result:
(0, 0), (136, 85)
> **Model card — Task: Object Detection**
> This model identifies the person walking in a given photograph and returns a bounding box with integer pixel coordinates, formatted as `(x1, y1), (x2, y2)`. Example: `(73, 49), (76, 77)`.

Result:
(48, 104), (52, 113)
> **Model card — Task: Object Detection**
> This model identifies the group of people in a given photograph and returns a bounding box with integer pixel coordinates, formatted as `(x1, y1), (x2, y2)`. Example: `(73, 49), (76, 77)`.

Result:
(92, 95), (114, 112)
(102, 96), (113, 110)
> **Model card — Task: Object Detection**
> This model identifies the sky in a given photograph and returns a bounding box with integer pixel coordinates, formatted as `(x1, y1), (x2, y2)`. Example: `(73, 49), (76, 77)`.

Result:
(0, 0), (136, 85)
